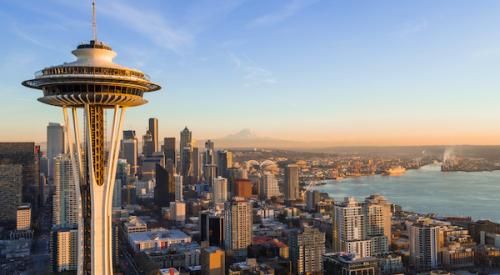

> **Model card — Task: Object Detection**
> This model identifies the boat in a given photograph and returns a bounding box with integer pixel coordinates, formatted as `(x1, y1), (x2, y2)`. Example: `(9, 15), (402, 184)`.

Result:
(382, 166), (406, 176)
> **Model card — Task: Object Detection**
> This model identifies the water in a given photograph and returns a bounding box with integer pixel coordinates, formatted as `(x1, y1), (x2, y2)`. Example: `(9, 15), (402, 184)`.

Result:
(311, 164), (500, 222)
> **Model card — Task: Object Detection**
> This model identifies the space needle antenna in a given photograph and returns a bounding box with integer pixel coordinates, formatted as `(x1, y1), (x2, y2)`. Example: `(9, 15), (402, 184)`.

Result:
(92, 0), (97, 41)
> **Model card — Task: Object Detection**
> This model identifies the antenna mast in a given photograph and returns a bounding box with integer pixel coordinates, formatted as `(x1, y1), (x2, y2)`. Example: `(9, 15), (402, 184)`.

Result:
(92, 0), (97, 41)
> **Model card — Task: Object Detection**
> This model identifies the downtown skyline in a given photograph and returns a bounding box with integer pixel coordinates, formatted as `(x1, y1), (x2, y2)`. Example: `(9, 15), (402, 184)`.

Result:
(3, 0), (500, 145)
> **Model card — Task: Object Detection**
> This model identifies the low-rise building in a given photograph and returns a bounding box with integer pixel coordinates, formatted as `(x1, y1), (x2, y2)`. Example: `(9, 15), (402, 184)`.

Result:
(128, 228), (191, 252)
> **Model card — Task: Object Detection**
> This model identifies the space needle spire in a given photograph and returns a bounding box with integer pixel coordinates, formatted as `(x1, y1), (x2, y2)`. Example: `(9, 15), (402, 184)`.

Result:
(22, 1), (162, 274)
(92, 0), (97, 41)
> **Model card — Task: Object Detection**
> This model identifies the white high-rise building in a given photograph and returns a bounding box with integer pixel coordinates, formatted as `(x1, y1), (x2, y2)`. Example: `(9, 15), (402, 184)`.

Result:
(260, 172), (280, 200)
(175, 174), (183, 202)
(53, 154), (79, 228)
(224, 197), (252, 258)
(213, 177), (228, 204)
(332, 197), (372, 258)
(47, 122), (65, 179)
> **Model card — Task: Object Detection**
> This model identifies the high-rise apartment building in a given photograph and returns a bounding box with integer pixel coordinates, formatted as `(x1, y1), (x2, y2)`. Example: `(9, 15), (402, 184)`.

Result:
(201, 246), (225, 275)
(50, 228), (78, 273)
(53, 154), (79, 228)
(260, 172), (280, 200)
(16, 204), (31, 231)
(365, 194), (392, 256)
(332, 197), (372, 258)
(213, 177), (228, 204)
(217, 150), (232, 179)
(289, 227), (325, 275)
(224, 197), (253, 258)
(284, 164), (299, 201)
(121, 130), (139, 176)
(47, 122), (65, 179)
(408, 219), (443, 271)
(148, 118), (158, 152)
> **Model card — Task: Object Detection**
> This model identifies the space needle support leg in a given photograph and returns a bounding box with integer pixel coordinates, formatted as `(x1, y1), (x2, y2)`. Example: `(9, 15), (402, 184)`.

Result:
(63, 107), (84, 275)
(102, 106), (126, 275)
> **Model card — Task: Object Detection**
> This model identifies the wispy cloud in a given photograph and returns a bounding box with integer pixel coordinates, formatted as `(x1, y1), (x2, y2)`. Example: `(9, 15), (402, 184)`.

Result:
(100, 2), (192, 54)
(247, 0), (319, 28)
(397, 19), (428, 37)
(229, 53), (276, 87)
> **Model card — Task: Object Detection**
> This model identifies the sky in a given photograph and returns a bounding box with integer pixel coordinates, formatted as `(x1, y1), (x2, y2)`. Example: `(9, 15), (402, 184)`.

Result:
(2, 0), (500, 146)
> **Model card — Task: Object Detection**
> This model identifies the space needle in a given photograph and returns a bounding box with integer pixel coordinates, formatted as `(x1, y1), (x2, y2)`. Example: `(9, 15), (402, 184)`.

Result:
(22, 1), (161, 274)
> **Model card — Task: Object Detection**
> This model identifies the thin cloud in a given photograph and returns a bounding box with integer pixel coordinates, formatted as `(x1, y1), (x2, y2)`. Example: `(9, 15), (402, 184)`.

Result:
(247, 0), (319, 28)
(100, 2), (192, 54)
(397, 19), (428, 37)
(228, 53), (276, 87)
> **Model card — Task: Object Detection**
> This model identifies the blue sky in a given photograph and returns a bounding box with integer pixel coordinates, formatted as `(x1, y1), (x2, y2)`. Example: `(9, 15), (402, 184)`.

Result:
(2, 0), (500, 145)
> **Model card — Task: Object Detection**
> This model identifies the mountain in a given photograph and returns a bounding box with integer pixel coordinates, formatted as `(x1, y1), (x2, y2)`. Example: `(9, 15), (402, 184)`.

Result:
(205, 129), (308, 149)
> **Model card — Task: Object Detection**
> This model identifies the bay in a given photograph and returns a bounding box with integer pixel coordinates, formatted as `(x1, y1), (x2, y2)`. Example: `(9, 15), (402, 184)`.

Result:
(311, 164), (500, 222)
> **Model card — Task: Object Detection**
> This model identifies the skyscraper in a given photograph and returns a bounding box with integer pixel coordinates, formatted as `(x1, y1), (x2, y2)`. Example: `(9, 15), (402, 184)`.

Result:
(148, 118), (158, 152)
(213, 176), (228, 204)
(154, 164), (175, 208)
(0, 164), (22, 225)
(121, 130), (138, 176)
(142, 130), (154, 157)
(260, 172), (280, 200)
(163, 137), (176, 166)
(0, 142), (37, 225)
(200, 212), (225, 248)
(203, 140), (215, 166)
(47, 122), (65, 179)
(224, 197), (253, 258)
(306, 190), (321, 211)
(217, 150), (233, 179)
(289, 227), (325, 275)
(180, 127), (192, 174)
(284, 164), (299, 201)
(181, 146), (192, 181)
(22, 4), (161, 272)
(53, 154), (79, 228)
(332, 197), (372, 258)
(191, 146), (201, 182)
(175, 174), (183, 202)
